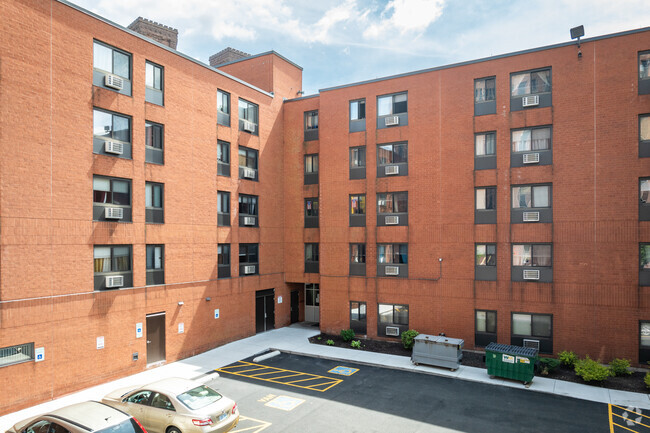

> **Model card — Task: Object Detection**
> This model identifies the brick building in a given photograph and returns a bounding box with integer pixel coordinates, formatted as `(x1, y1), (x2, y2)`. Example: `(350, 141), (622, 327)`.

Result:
(1, 0), (650, 415)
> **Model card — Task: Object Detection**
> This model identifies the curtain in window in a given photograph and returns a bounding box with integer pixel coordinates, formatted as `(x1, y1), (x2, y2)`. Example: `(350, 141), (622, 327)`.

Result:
(512, 130), (531, 152)
(112, 247), (130, 271)
(94, 246), (111, 273)
(510, 73), (530, 96)
(485, 133), (496, 155)
(476, 134), (495, 156)
(395, 193), (407, 213)
(532, 245), (552, 267)
(533, 186), (549, 207)
(485, 79), (496, 101)
(512, 245), (531, 266)
(531, 70), (551, 93)
(641, 116), (650, 141)
(477, 189), (495, 210)
(641, 245), (650, 268)
(393, 305), (408, 325)
(397, 245), (408, 263)
(641, 322), (650, 347)
(532, 128), (550, 150)
(474, 80), (486, 102)
(378, 245), (389, 263)
(641, 54), (650, 79)
(512, 314), (531, 335)
(512, 186), (531, 209)
(351, 148), (365, 167)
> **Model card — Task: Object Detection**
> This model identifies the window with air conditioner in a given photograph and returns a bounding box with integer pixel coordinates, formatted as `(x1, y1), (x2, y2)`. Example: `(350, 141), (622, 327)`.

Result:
(145, 121), (164, 165)
(304, 110), (319, 141)
(378, 303), (409, 338)
(475, 310), (497, 347)
(93, 108), (132, 159)
(377, 92), (407, 129)
(512, 244), (552, 282)
(510, 67), (551, 111)
(238, 98), (258, 135)
(145, 61), (164, 106)
(305, 198), (319, 228)
(377, 244), (408, 277)
(93, 40), (131, 96)
(511, 184), (552, 223)
(474, 76), (496, 116)
(218, 140), (230, 177)
(93, 175), (131, 222)
(146, 244), (164, 285)
(639, 51), (650, 95)
(475, 131), (496, 170)
(350, 146), (366, 179)
(475, 187), (496, 224)
(145, 182), (164, 224)
(350, 244), (366, 276)
(475, 244), (497, 281)
(377, 192), (408, 226)
(349, 194), (366, 227)
(511, 126), (552, 167)
(238, 146), (258, 181)
(239, 243), (259, 276)
(377, 142), (407, 177)
(217, 90), (231, 126)
(639, 244), (650, 286)
(239, 194), (258, 227)
(305, 243), (319, 274)
(218, 244), (231, 279)
(93, 245), (132, 290)
(639, 114), (650, 157)
(511, 312), (552, 353)
(217, 191), (230, 227)
(304, 154), (319, 185)
(350, 99), (366, 132)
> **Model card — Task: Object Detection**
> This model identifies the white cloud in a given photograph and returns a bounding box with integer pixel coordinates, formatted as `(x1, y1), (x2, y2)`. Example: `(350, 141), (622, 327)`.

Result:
(363, 0), (445, 39)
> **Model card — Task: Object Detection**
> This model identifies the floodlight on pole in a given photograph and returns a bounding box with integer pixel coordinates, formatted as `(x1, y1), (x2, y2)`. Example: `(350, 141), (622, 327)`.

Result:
(570, 25), (585, 58)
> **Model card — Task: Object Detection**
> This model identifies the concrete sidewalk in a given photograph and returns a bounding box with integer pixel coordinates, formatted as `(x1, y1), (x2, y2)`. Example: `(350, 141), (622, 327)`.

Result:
(2, 323), (649, 431)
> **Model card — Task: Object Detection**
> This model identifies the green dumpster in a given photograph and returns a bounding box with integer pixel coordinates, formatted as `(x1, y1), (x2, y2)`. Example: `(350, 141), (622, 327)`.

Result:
(485, 342), (539, 385)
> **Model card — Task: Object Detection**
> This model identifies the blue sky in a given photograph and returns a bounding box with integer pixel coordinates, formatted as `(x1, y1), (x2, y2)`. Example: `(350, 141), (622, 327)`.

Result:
(72, 0), (650, 95)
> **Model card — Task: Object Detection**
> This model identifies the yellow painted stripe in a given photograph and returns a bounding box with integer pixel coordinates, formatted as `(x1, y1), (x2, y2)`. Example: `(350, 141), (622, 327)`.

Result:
(263, 373), (304, 380)
(610, 404), (615, 433)
(285, 377), (326, 384)
(612, 421), (641, 433)
(304, 380), (341, 391)
(612, 405), (650, 421)
(613, 412), (650, 428)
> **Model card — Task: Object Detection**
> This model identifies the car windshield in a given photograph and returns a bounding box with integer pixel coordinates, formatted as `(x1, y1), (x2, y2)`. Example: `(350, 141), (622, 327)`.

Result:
(96, 419), (145, 433)
(176, 385), (223, 410)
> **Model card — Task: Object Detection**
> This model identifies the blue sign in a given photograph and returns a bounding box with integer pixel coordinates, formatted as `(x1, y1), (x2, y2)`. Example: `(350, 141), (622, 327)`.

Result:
(328, 366), (359, 376)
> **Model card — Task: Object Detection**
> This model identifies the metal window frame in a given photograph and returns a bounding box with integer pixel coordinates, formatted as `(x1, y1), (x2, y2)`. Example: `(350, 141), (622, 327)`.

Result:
(474, 76), (496, 103)
(93, 39), (132, 79)
(511, 183), (552, 209)
(509, 67), (552, 97)
(93, 244), (133, 274)
(511, 311), (553, 338)
(93, 107), (132, 144)
(217, 89), (231, 115)
(475, 309), (497, 334)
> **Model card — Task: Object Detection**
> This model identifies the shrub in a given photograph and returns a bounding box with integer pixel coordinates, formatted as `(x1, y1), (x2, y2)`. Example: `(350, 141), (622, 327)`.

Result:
(609, 358), (633, 376)
(538, 357), (561, 375)
(645, 372), (650, 388)
(350, 340), (361, 349)
(317, 336), (322, 341)
(401, 329), (419, 350)
(558, 350), (578, 368)
(574, 356), (611, 382)
(326, 339), (334, 346)
(340, 329), (355, 342)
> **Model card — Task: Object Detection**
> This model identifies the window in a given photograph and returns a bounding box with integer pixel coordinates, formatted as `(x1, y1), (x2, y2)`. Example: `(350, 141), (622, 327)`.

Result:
(476, 244), (496, 281)
(512, 244), (552, 282)
(511, 312), (553, 353)
(239, 194), (258, 227)
(93, 245), (132, 290)
(377, 92), (408, 129)
(475, 310), (497, 347)
(145, 61), (163, 105)
(350, 99), (366, 132)
(475, 187), (496, 224)
(305, 243), (319, 273)
(217, 191), (230, 227)
(93, 108), (132, 159)
(146, 245), (164, 285)
(350, 302), (367, 334)
(239, 147), (258, 181)
(640, 114), (650, 157)
(0, 342), (35, 367)
(474, 77), (496, 116)
(218, 140), (230, 177)
(640, 244), (650, 286)
(305, 198), (319, 228)
(304, 110), (318, 141)
(349, 194), (366, 227)
(145, 121), (164, 164)
(377, 142), (407, 177)
(475, 132), (496, 170)
(377, 244), (408, 277)
(640, 51), (650, 95)
(350, 244), (366, 276)
(218, 244), (230, 278)
(511, 184), (552, 223)
(511, 126), (552, 167)
(640, 321), (650, 364)
(93, 40), (131, 95)
(350, 146), (366, 179)
(239, 243), (259, 276)
(378, 304), (409, 337)
(510, 68), (551, 111)
(145, 182), (164, 224)
(238, 98), (258, 135)
(304, 154), (319, 185)
(640, 178), (650, 221)
(217, 90), (231, 126)
(93, 176), (131, 222)
(377, 192), (408, 226)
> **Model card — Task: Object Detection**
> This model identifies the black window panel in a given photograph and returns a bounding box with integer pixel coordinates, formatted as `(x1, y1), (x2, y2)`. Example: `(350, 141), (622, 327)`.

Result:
(351, 244), (366, 263)
(350, 100), (366, 120)
(93, 176), (131, 205)
(218, 191), (230, 213)
(239, 244), (259, 263)
(218, 140), (230, 163)
(239, 147), (258, 169)
(218, 244), (230, 264)
(146, 122), (163, 149)
(217, 90), (230, 114)
(239, 195), (258, 215)
(377, 192), (407, 214)
(305, 198), (319, 216)
(305, 244), (319, 261)
(476, 244), (496, 266)
(378, 143), (407, 164)
(146, 245), (164, 270)
(350, 147), (366, 167)
(475, 77), (496, 102)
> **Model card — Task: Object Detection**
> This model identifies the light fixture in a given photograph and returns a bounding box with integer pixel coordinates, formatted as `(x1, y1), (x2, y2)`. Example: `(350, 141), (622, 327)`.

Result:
(205, 297), (211, 302)
(178, 301), (184, 306)
(570, 25), (584, 58)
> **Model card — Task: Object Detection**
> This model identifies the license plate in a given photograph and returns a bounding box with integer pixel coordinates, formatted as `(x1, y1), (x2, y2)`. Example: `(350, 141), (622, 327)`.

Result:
(218, 413), (228, 422)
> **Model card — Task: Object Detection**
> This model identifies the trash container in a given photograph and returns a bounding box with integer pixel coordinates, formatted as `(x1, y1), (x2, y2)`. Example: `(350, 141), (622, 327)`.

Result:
(411, 334), (464, 370)
(485, 342), (538, 385)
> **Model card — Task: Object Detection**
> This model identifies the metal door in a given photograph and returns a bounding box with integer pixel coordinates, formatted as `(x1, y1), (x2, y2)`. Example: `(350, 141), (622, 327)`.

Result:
(255, 289), (275, 333)
(265, 294), (275, 331)
(146, 312), (166, 364)
(290, 290), (299, 323)
(305, 283), (319, 323)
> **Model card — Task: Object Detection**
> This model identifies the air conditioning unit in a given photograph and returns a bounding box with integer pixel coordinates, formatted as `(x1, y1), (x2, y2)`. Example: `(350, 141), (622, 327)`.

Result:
(523, 339), (540, 351)
(521, 95), (539, 107)
(385, 266), (399, 276)
(523, 269), (540, 280)
(244, 265), (256, 274)
(243, 168), (256, 179)
(243, 216), (256, 226)
(386, 326), (400, 336)
(522, 153), (540, 164)
(104, 141), (123, 155)
(105, 207), (124, 220)
(522, 211), (540, 222)
(385, 216), (399, 225)
(104, 74), (124, 90)
(384, 116), (399, 126)
(385, 165), (399, 175)
(105, 275), (124, 288)
(242, 120), (255, 132)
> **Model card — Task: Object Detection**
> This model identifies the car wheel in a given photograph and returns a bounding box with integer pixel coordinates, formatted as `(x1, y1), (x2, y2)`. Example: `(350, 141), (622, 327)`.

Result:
(167, 426), (181, 433)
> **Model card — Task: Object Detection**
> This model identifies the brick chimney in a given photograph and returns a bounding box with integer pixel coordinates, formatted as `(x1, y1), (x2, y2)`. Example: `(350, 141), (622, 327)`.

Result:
(128, 17), (178, 49)
(209, 48), (251, 67)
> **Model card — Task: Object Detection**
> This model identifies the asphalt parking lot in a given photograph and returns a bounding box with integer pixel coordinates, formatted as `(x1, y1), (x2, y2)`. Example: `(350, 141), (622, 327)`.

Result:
(206, 352), (613, 433)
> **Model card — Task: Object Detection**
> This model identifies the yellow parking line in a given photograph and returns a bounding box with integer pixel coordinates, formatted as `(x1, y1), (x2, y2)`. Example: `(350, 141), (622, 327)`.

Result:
(285, 377), (325, 384)
(304, 380), (340, 391)
(613, 412), (650, 428)
(612, 422), (641, 433)
(612, 405), (650, 421)
(263, 373), (303, 380)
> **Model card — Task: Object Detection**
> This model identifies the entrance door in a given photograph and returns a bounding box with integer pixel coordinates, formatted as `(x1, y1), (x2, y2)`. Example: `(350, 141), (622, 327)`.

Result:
(255, 289), (275, 333)
(146, 312), (166, 365)
(305, 283), (319, 323)
(350, 301), (367, 334)
(290, 290), (299, 323)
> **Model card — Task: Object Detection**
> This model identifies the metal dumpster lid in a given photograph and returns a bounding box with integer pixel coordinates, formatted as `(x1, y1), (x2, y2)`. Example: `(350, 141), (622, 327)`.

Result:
(485, 342), (538, 357)
(414, 334), (464, 345)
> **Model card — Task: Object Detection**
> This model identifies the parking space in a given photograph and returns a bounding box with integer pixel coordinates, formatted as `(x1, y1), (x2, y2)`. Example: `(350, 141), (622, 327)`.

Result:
(610, 404), (650, 432)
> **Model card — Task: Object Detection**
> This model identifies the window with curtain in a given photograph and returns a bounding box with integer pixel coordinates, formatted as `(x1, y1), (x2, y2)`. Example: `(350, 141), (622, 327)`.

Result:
(93, 176), (130, 205)
(476, 244), (496, 266)
(641, 179), (650, 203)
(512, 185), (550, 209)
(475, 77), (496, 102)
(511, 69), (551, 96)
(476, 310), (496, 333)
(377, 192), (407, 214)
(239, 195), (258, 216)
(476, 188), (496, 210)
(305, 243), (319, 262)
(350, 195), (366, 214)
(351, 244), (366, 263)
(377, 93), (407, 116)
(305, 154), (319, 174)
(305, 111), (318, 130)
(94, 245), (131, 273)
(513, 244), (552, 267)
(146, 245), (163, 270)
(350, 147), (366, 167)
(512, 313), (552, 337)
(512, 127), (551, 152)
(475, 132), (496, 156)
(238, 147), (258, 169)
(217, 191), (230, 214)
(377, 244), (408, 264)
(145, 122), (163, 149)
(641, 115), (650, 141)
(305, 198), (319, 217)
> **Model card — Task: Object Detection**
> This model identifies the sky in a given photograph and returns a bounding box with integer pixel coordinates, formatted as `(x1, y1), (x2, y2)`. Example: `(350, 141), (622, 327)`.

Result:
(71, 0), (650, 95)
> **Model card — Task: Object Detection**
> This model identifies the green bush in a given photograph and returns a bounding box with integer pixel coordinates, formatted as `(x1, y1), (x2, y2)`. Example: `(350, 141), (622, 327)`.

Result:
(644, 372), (650, 388)
(350, 340), (361, 349)
(609, 358), (632, 376)
(326, 339), (334, 346)
(558, 350), (578, 368)
(574, 356), (611, 382)
(538, 357), (561, 375)
(401, 329), (419, 350)
(340, 329), (355, 342)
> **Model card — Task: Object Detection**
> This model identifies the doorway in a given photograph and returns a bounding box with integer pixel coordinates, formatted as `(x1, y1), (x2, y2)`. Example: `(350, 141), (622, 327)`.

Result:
(255, 289), (275, 333)
(305, 283), (319, 323)
(290, 290), (300, 323)
(350, 301), (367, 334)
(146, 312), (166, 365)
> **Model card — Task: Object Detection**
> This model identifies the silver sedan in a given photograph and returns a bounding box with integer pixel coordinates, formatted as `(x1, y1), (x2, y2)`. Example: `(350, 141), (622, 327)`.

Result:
(102, 378), (238, 433)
